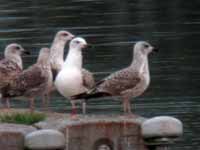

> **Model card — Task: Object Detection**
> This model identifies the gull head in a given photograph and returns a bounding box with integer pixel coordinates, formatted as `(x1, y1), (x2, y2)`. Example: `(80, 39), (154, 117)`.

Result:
(55, 30), (74, 43)
(4, 43), (30, 58)
(69, 37), (87, 50)
(134, 41), (158, 55)
(37, 47), (51, 64)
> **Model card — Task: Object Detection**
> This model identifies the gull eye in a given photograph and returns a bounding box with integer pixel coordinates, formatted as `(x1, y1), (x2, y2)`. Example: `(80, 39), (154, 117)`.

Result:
(144, 44), (149, 48)
(62, 32), (69, 36)
(75, 41), (80, 44)
(15, 46), (21, 50)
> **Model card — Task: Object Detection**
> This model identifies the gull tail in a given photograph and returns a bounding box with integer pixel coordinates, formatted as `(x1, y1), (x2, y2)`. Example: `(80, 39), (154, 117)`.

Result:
(52, 68), (58, 81)
(71, 91), (111, 100)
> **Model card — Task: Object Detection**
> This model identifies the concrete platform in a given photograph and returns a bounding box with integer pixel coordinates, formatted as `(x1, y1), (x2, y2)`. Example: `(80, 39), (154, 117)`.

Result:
(35, 114), (148, 150)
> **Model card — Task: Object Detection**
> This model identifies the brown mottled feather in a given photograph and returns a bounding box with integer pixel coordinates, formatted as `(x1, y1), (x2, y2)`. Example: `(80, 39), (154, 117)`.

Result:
(82, 68), (95, 89)
(97, 67), (141, 95)
(71, 67), (141, 100)
(0, 59), (22, 89)
(2, 64), (49, 98)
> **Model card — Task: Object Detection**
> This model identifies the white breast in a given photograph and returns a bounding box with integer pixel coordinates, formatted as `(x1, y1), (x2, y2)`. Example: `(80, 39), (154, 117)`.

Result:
(55, 67), (86, 97)
(138, 57), (150, 89)
(142, 61), (150, 88)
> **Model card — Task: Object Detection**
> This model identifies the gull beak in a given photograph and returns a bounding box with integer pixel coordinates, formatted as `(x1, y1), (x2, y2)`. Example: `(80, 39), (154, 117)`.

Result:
(152, 47), (159, 53)
(21, 48), (30, 55)
(87, 43), (94, 49)
(69, 34), (75, 40)
(82, 43), (88, 49)
(153, 48), (159, 52)
(21, 49), (31, 55)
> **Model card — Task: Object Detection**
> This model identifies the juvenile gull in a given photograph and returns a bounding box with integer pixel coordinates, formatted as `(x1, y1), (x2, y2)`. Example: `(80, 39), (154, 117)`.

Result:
(50, 30), (75, 79)
(72, 41), (158, 115)
(0, 43), (29, 108)
(55, 37), (95, 116)
(37, 30), (74, 109)
(1, 48), (52, 112)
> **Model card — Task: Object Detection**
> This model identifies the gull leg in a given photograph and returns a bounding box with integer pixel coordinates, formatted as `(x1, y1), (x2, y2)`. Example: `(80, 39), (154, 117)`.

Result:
(82, 100), (86, 115)
(70, 101), (78, 120)
(0, 99), (3, 109)
(126, 98), (132, 114)
(29, 97), (35, 113)
(5, 98), (10, 109)
(1, 98), (10, 110)
(46, 93), (50, 111)
(42, 95), (46, 109)
(123, 98), (127, 114)
(122, 96), (133, 116)
(42, 93), (50, 112)
(125, 98), (136, 118)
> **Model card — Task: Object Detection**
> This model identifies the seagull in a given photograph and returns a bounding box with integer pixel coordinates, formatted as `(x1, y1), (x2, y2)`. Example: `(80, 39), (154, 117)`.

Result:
(0, 43), (29, 108)
(55, 37), (95, 116)
(40, 30), (75, 109)
(1, 48), (52, 112)
(50, 30), (75, 79)
(71, 41), (158, 115)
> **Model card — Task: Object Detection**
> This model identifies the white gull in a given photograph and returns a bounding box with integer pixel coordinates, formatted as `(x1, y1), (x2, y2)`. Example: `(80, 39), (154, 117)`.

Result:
(55, 37), (95, 116)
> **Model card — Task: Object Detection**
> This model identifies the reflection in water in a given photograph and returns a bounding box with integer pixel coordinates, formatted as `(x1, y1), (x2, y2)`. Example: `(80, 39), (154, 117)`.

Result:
(0, 0), (200, 149)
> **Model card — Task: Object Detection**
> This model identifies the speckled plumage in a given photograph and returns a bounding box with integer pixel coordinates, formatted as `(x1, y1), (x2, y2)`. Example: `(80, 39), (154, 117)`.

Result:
(96, 67), (141, 96)
(3, 65), (51, 98)
(0, 43), (28, 108)
(72, 41), (157, 115)
(82, 68), (95, 89)
(1, 48), (52, 112)
(0, 59), (22, 89)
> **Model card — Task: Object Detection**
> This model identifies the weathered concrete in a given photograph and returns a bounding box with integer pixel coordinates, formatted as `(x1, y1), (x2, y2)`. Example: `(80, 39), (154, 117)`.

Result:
(36, 114), (148, 150)
(25, 129), (65, 150)
(0, 110), (183, 150)
(141, 116), (183, 139)
(0, 123), (36, 150)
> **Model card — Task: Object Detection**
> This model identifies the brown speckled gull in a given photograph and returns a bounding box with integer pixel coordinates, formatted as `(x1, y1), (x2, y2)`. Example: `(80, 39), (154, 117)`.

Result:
(50, 30), (75, 79)
(0, 43), (29, 108)
(71, 41), (158, 115)
(1, 48), (52, 112)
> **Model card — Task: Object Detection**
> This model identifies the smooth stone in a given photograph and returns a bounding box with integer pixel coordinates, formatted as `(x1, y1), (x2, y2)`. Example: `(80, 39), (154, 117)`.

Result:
(0, 123), (37, 150)
(0, 123), (37, 135)
(25, 129), (65, 149)
(142, 116), (183, 138)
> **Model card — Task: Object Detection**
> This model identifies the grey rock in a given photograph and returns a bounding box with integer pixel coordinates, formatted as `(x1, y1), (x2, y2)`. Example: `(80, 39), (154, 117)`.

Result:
(0, 123), (37, 135)
(0, 123), (37, 150)
(25, 129), (65, 149)
(142, 116), (183, 138)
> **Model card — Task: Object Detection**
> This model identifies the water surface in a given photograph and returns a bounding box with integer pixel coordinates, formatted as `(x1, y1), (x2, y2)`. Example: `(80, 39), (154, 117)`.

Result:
(0, 0), (200, 149)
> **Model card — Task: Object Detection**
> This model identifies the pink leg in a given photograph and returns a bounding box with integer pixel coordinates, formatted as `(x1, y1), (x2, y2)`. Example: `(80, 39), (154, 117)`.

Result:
(122, 96), (133, 116)
(70, 101), (78, 120)
(126, 98), (132, 114)
(6, 98), (10, 109)
(82, 101), (86, 115)
(1, 98), (10, 109)
(29, 98), (35, 113)
(42, 93), (50, 111)
(123, 98), (127, 114)
(71, 101), (77, 115)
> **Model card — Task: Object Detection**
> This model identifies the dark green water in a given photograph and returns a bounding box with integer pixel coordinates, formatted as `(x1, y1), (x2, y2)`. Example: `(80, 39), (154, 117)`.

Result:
(0, 0), (200, 149)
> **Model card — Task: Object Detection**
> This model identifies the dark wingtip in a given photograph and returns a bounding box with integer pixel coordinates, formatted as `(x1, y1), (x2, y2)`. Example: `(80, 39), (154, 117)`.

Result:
(52, 69), (58, 81)
(71, 92), (88, 100)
